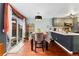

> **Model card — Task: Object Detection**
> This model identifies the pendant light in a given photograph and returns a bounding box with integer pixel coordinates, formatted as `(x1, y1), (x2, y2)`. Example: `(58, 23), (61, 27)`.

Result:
(35, 12), (42, 21)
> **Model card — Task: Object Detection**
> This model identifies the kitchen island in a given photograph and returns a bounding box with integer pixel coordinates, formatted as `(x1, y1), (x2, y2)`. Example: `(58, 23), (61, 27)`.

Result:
(50, 30), (79, 54)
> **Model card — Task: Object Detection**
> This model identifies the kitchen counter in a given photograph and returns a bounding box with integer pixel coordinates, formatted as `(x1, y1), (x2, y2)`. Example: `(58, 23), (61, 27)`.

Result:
(50, 30), (79, 53)
(50, 30), (79, 36)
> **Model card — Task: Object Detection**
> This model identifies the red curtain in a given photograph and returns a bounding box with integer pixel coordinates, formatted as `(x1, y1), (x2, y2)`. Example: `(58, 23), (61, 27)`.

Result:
(4, 3), (8, 34)
(10, 5), (25, 19)
(3, 3), (25, 34)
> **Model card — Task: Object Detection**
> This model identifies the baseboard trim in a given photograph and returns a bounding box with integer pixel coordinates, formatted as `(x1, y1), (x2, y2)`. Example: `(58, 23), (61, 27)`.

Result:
(3, 50), (9, 56)
(55, 41), (73, 54)
(3, 40), (24, 56)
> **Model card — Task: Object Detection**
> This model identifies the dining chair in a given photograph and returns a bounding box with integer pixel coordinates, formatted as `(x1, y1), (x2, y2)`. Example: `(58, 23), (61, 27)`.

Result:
(34, 33), (45, 52)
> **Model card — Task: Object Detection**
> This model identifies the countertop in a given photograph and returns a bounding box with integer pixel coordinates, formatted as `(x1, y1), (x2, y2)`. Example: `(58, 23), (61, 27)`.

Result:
(50, 30), (79, 36)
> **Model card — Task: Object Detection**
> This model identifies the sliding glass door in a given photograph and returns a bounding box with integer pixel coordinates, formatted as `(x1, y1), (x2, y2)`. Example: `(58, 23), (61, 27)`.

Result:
(11, 18), (17, 47)
(18, 24), (22, 42)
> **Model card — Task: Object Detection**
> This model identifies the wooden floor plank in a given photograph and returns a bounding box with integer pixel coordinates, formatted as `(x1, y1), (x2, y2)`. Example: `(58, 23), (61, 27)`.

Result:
(6, 40), (79, 56)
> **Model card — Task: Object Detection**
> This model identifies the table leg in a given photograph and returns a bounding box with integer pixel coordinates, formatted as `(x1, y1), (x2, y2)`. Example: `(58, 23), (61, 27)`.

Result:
(31, 39), (33, 51)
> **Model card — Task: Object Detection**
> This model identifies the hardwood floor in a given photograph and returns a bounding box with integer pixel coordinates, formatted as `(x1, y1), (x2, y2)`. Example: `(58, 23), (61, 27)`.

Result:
(6, 40), (79, 56)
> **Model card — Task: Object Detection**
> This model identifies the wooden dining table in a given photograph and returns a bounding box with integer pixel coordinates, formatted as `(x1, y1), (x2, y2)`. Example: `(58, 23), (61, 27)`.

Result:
(30, 32), (50, 51)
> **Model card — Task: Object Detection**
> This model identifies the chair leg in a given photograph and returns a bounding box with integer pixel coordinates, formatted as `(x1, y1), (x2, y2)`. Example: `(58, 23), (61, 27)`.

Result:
(31, 39), (33, 51)
(42, 41), (44, 52)
(46, 41), (48, 51)
(35, 41), (37, 52)
(34, 41), (45, 52)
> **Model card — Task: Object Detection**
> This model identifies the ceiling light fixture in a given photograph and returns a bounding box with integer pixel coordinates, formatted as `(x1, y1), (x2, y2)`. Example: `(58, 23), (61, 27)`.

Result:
(35, 12), (42, 21)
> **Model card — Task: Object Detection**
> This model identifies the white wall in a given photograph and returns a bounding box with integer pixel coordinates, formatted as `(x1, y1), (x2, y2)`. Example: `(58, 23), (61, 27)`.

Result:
(11, 3), (79, 18)
(7, 4), (12, 39)
(27, 18), (52, 32)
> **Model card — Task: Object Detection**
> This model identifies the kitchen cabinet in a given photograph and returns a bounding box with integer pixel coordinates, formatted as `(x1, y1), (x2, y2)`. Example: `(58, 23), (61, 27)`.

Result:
(64, 18), (73, 25)
(51, 31), (79, 52)
(52, 16), (76, 32)
(53, 18), (64, 27)
(51, 32), (73, 51)
(52, 17), (73, 27)
(71, 17), (79, 32)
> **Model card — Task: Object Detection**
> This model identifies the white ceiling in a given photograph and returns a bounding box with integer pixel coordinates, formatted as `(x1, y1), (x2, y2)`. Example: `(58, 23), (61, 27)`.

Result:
(11, 3), (79, 18)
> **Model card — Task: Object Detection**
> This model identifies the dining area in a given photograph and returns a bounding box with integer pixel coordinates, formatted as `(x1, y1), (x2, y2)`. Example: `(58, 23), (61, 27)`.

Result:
(29, 32), (51, 52)
(28, 15), (51, 52)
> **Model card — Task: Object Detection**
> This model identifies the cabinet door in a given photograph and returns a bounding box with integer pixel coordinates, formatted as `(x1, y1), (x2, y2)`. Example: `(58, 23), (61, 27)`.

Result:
(73, 36), (79, 52)
(64, 18), (73, 24)
(51, 32), (73, 51)
(57, 35), (73, 51)
(53, 18), (64, 27)
(51, 32), (57, 40)
(72, 17), (77, 32)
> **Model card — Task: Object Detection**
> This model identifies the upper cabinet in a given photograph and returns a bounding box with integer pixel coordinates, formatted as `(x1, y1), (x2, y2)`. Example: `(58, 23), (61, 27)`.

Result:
(52, 17), (65, 27)
(64, 16), (73, 27)
(52, 16), (74, 27)
(64, 18), (73, 23)
(52, 15), (79, 32)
